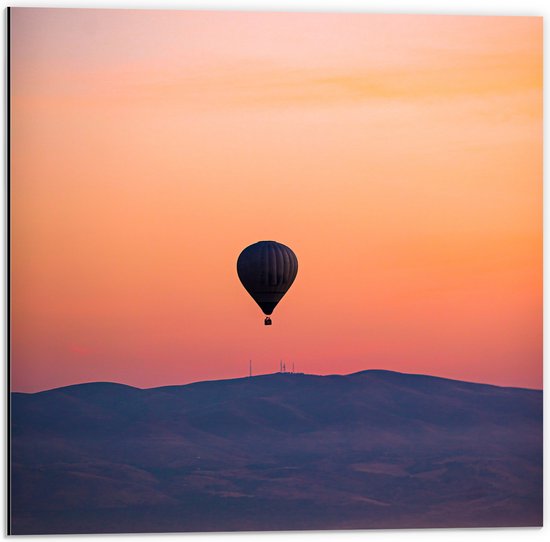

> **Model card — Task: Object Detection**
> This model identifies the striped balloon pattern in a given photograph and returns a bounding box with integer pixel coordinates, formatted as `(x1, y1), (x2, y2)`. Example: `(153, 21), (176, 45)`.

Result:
(237, 241), (298, 317)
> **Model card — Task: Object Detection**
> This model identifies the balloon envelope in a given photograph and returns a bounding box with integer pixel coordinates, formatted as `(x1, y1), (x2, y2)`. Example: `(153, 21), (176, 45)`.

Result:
(237, 241), (298, 316)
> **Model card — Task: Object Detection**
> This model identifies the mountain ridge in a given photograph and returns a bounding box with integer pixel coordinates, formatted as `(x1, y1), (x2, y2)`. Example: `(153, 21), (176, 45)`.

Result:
(11, 368), (543, 396)
(11, 367), (542, 533)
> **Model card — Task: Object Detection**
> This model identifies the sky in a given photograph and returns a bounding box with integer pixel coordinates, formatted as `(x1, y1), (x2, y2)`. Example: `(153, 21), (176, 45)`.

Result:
(10, 8), (542, 392)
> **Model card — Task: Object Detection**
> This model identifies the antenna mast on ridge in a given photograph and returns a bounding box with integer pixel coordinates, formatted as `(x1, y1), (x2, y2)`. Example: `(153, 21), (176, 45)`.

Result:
(249, 360), (252, 378)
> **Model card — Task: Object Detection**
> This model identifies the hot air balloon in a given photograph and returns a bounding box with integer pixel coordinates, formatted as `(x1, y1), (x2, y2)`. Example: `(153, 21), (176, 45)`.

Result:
(237, 240), (298, 325)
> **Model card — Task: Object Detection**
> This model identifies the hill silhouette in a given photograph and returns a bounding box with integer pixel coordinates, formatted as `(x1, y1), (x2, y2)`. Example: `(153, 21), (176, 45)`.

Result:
(10, 370), (542, 534)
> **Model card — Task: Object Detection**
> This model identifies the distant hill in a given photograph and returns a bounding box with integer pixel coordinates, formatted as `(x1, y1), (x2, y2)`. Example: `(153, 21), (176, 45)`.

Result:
(10, 370), (542, 534)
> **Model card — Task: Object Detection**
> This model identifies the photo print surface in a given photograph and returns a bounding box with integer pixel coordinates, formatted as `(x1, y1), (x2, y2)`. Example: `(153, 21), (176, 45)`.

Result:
(9, 7), (542, 534)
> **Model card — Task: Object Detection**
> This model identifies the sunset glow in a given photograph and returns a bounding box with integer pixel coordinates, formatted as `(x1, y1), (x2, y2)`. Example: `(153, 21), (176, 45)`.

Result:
(10, 9), (542, 391)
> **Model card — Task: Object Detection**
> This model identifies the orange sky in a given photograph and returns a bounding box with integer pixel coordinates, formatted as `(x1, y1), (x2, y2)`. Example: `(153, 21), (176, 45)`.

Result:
(10, 9), (542, 392)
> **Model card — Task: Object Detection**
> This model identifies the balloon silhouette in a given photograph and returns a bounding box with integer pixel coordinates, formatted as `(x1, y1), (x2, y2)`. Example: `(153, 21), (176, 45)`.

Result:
(237, 241), (298, 324)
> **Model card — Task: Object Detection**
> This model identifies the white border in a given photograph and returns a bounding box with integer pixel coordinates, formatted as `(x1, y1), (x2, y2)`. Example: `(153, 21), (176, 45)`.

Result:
(0, 0), (546, 15)
(1, 1), (546, 541)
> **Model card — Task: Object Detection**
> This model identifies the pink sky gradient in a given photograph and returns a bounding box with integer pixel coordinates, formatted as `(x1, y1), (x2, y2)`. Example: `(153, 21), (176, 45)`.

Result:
(10, 9), (542, 391)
